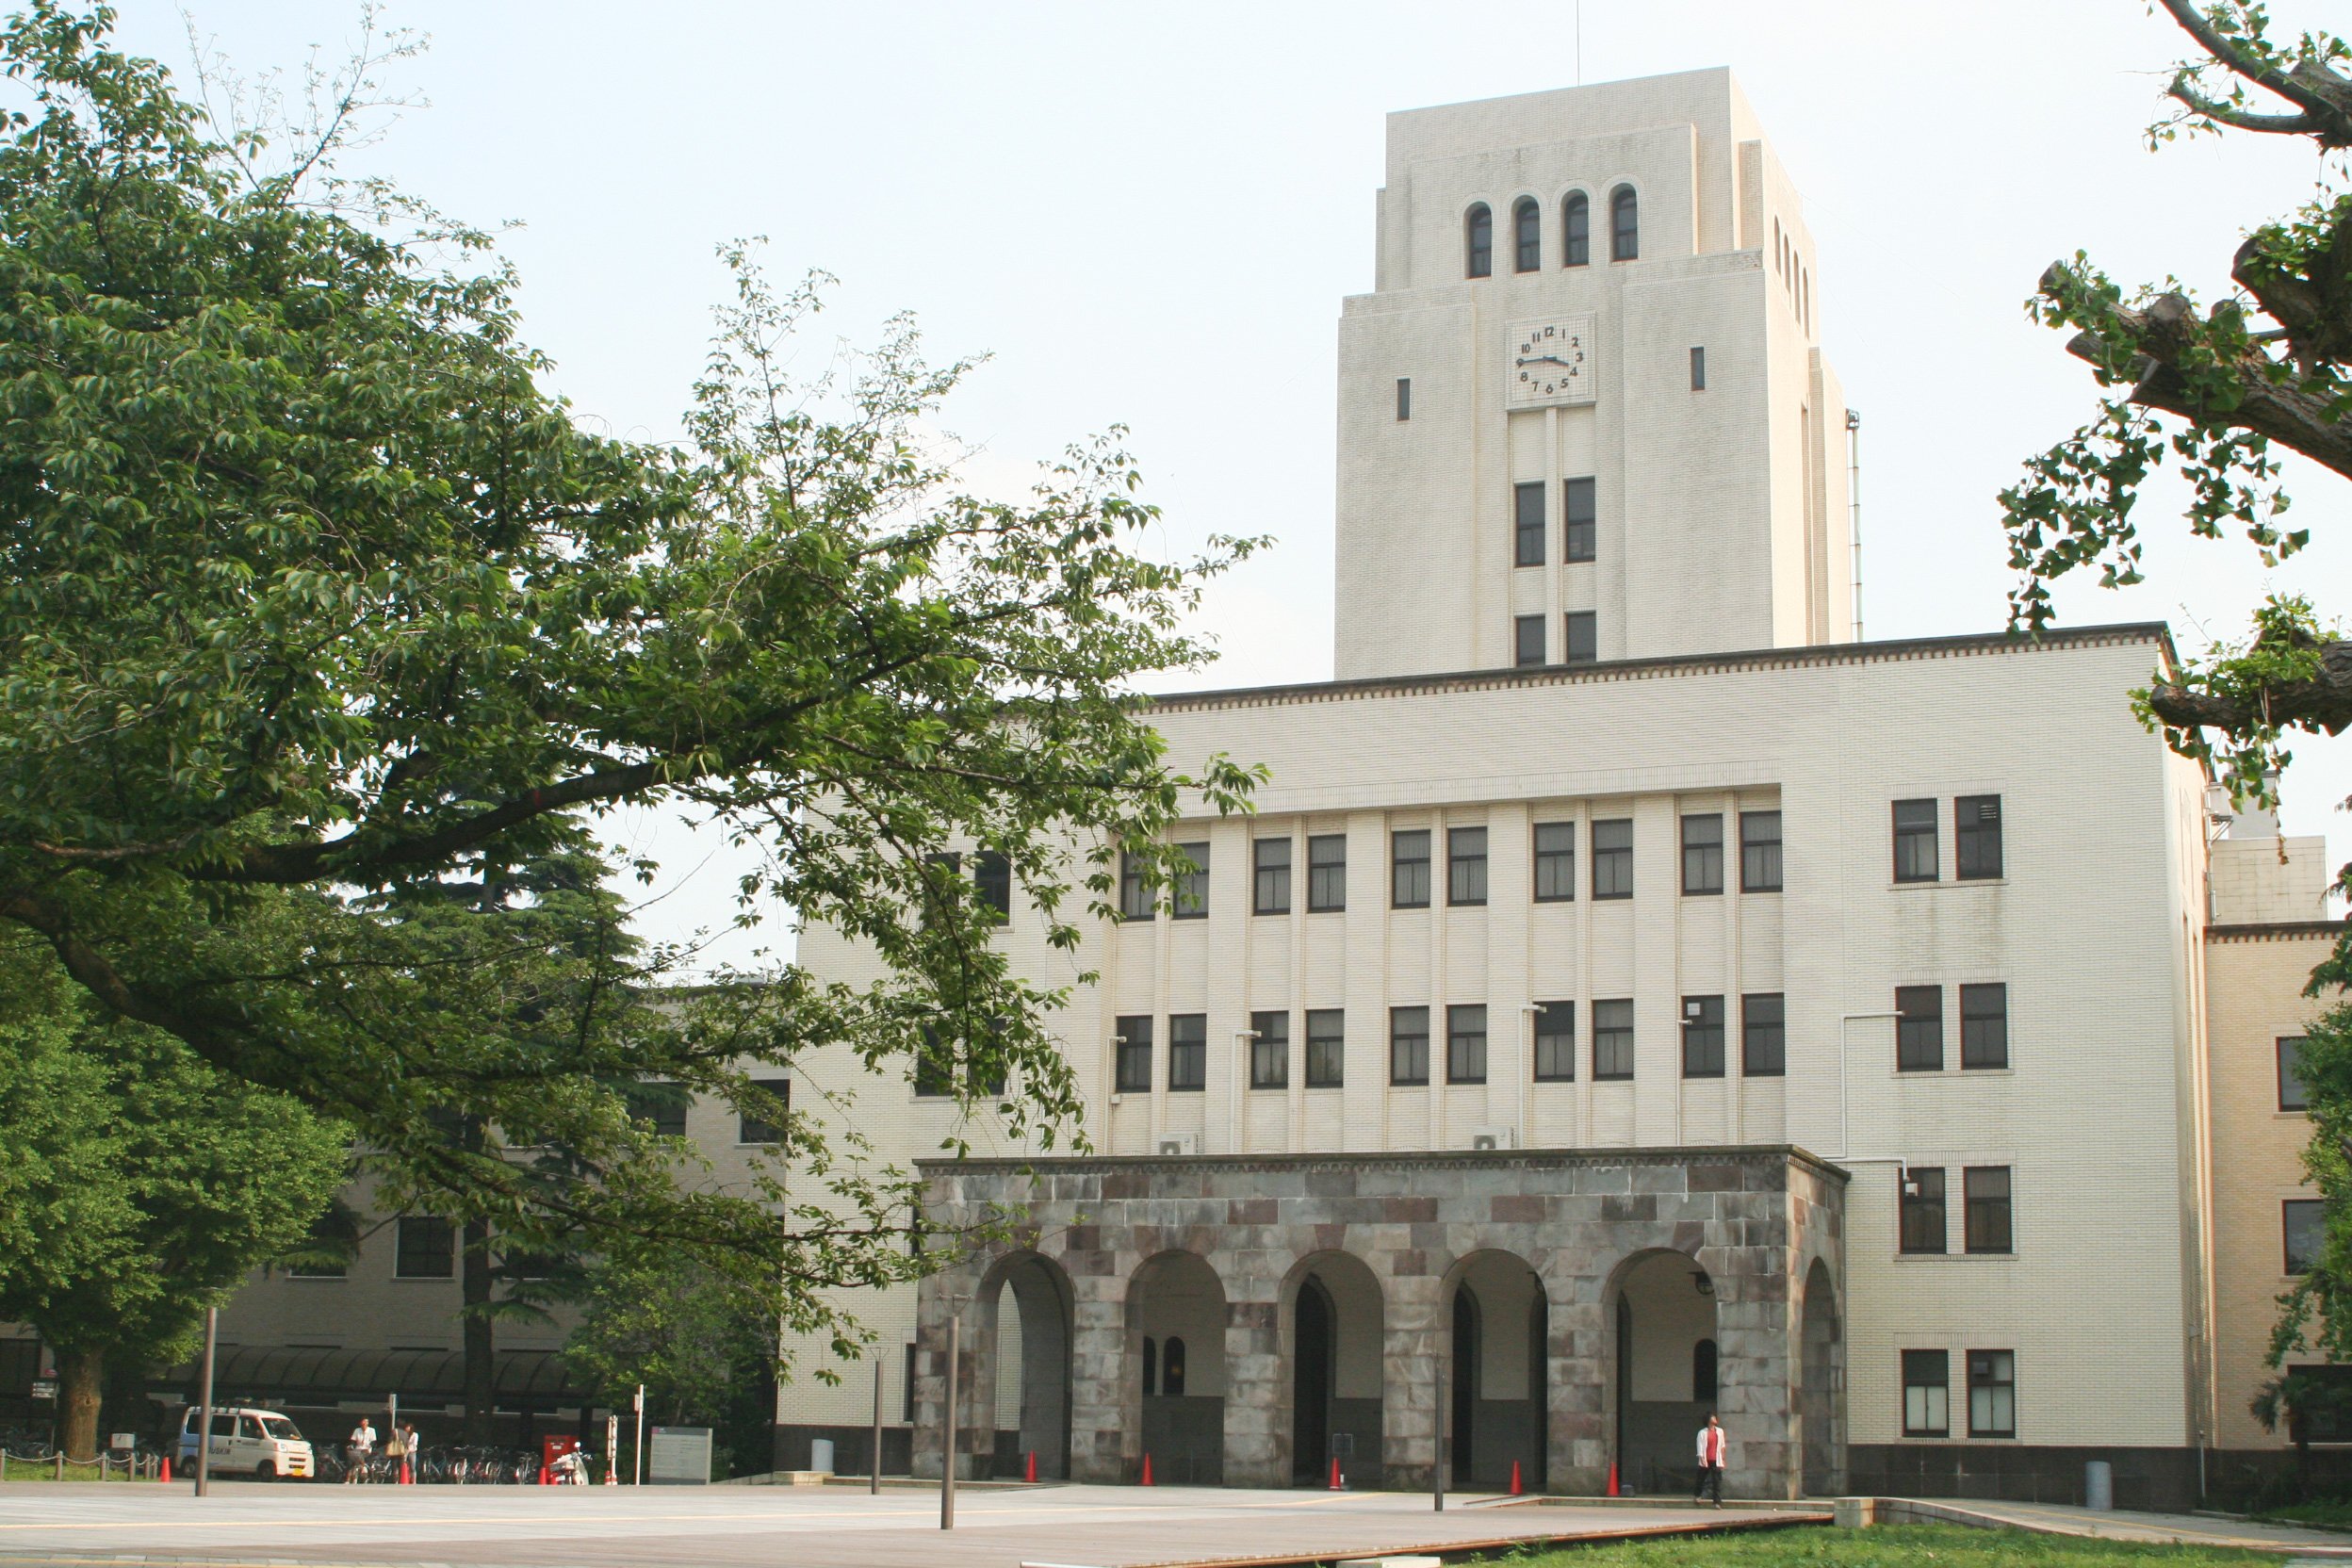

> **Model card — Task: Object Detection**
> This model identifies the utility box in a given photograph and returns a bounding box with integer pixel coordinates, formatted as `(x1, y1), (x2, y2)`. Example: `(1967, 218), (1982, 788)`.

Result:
(647, 1426), (712, 1485)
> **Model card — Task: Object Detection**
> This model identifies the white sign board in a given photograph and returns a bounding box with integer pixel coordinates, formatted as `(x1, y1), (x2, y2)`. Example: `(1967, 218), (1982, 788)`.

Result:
(647, 1426), (711, 1485)
(109, 1432), (136, 1451)
(28, 1380), (55, 1400)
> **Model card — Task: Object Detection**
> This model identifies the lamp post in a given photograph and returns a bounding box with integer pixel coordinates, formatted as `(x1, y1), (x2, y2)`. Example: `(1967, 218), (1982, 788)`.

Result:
(192, 1307), (218, 1496)
(632, 1384), (644, 1485)
(1431, 1324), (1446, 1512)
(871, 1349), (885, 1495)
(940, 1297), (966, 1530)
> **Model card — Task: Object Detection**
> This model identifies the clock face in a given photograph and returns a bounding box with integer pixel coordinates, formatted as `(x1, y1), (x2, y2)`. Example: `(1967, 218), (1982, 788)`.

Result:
(1508, 314), (1597, 407)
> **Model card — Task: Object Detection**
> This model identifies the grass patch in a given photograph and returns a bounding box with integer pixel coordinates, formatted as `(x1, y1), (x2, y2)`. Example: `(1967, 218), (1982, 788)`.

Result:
(2246, 1497), (2352, 1530)
(1509, 1523), (2272, 1567)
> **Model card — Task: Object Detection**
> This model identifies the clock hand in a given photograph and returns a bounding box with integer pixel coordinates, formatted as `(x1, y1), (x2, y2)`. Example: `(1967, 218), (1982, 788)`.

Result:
(1517, 354), (1572, 368)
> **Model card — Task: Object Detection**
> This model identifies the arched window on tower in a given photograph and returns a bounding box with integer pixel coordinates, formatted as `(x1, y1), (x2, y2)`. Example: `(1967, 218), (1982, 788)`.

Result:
(1142, 1336), (1158, 1396)
(1465, 204), (1493, 278)
(1561, 192), (1590, 267)
(1610, 186), (1639, 262)
(1163, 1336), (1187, 1396)
(1694, 1337), (1719, 1403)
(1513, 197), (1541, 272)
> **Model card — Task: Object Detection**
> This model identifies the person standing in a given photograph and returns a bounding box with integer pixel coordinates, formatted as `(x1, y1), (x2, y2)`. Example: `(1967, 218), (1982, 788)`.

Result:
(1693, 1413), (1726, 1506)
(346, 1416), (377, 1484)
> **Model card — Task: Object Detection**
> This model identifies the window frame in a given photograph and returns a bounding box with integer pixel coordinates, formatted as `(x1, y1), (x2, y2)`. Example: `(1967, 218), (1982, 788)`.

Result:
(1512, 613), (1545, 669)
(1690, 345), (1707, 391)
(1898, 1167), (1947, 1255)
(1609, 184), (1639, 261)
(1249, 1010), (1289, 1090)
(1741, 992), (1786, 1077)
(1902, 1348), (1951, 1438)
(1391, 829), (1432, 910)
(2281, 1036), (2311, 1113)
(1465, 203), (1493, 278)
(2286, 1198), (2326, 1276)
(1119, 853), (1153, 921)
(1591, 817), (1633, 900)
(1446, 1004), (1488, 1085)
(1534, 1001), (1576, 1083)
(1959, 983), (2009, 1070)
(1896, 985), (1944, 1072)
(1389, 1005), (1431, 1086)
(1513, 480), (1545, 567)
(738, 1076), (792, 1145)
(1954, 794), (2003, 881)
(1680, 813), (1724, 895)
(1740, 810), (1783, 893)
(1681, 994), (1725, 1078)
(1592, 999), (1635, 1081)
(1114, 1015), (1153, 1094)
(1893, 798), (1939, 883)
(1561, 190), (1590, 267)
(1532, 822), (1576, 902)
(1252, 837), (1292, 916)
(394, 1216), (456, 1281)
(1512, 195), (1542, 272)
(1307, 834), (1348, 912)
(1396, 377), (1411, 421)
(1563, 610), (1597, 665)
(1305, 1008), (1346, 1088)
(1967, 1350), (2017, 1439)
(1963, 1166), (2013, 1255)
(1563, 475), (1596, 562)
(1447, 826), (1489, 906)
(1171, 841), (1209, 920)
(1167, 1013), (1206, 1092)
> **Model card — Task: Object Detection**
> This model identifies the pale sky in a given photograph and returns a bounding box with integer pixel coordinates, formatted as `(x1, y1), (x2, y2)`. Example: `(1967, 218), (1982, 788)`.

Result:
(111, 1), (2352, 964)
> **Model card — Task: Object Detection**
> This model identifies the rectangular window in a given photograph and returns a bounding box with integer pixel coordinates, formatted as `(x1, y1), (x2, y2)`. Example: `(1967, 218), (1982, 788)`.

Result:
(1114, 1016), (1153, 1094)
(1253, 838), (1291, 915)
(1533, 822), (1576, 901)
(1592, 818), (1633, 899)
(1168, 1014), (1206, 1091)
(1446, 1004), (1488, 1084)
(1742, 992), (1786, 1077)
(973, 851), (1011, 923)
(1903, 1349), (1951, 1437)
(1899, 1167), (1947, 1255)
(1955, 794), (2003, 880)
(1513, 613), (1545, 669)
(1681, 995), (1725, 1078)
(738, 1076), (792, 1144)
(1690, 345), (1707, 390)
(625, 1084), (689, 1138)
(1305, 1009), (1345, 1087)
(286, 1215), (351, 1279)
(1893, 799), (1938, 883)
(1564, 476), (1596, 563)
(1119, 853), (1153, 921)
(1740, 810), (1782, 892)
(1396, 377), (1411, 421)
(395, 1217), (455, 1281)
(1681, 813), (1723, 895)
(1250, 1010), (1289, 1089)
(1172, 842), (1209, 919)
(2281, 1037), (2311, 1113)
(1392, 829), (1431, 909)
(1968, 1350), (2016, 1438)
(1390, 1006), (1430, 1086)
(1964, 1166), (2013, 1254)
(1959, 984), (2008, 1070)
(1447, 826), (1488, 906)
(2286, 1199), (2326, 1275)
(1592, 999), (1635, 1081)
(1308, 834), (1347, 912)
(1563, 611), (1597, 665)
(1513, 481), (1545, 567)
(914, 1025), (955, 1097)
(1534, 1002), (1576, 1082)
(1896, 986), (1944, 1072)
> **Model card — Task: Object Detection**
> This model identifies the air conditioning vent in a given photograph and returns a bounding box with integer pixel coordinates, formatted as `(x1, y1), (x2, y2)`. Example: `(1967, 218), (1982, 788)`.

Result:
(1469, 1126), (1516, 1152)
(1157, 1135), (1199, 1157)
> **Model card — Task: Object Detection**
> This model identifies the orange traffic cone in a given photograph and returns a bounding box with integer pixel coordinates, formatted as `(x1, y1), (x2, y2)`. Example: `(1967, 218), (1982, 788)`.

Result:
(1328, 1456), (1342, 1491)
(1024, 1450), (1037, 1483)
(400, 1457), (412, 1485)
(538, 1462), (551, 1485)
(1607, 1461), (1619, 1496)
(158, 1456), (171, 1484)
(1510, 1460), (1523, 1496)
(1139, 1452), (1153, 1486)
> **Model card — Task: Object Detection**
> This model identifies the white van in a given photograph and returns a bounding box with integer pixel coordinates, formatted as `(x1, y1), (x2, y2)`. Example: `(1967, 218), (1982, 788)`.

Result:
(175, 1407), (315, 1479)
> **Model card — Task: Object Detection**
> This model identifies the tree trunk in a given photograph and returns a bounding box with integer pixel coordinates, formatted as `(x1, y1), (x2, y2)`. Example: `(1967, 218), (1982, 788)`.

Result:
(57, 1346), (103, 1462)
(461, 1217), (495, 1445)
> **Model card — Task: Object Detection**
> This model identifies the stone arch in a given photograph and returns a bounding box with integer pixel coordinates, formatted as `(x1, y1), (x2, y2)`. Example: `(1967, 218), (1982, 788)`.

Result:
(1604, 1247), (1718, 1494)
(971, 1249), (1074, 1480)
(1439, 1248), (1547, 1492)
(1277, 1250), (1385, 1488)
(1125, 1250), (1226, 1485)
(1798, 1256), (1843, 1495)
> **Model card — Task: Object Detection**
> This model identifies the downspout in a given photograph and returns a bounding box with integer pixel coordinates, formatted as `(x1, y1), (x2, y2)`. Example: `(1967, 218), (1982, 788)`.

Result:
(1845, 410), (1863, 641)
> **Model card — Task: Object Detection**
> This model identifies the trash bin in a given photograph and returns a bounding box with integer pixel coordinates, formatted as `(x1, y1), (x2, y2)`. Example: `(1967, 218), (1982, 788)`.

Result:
(2084, 1460), (2113, 1511)
(809, 1439), (835, 1476)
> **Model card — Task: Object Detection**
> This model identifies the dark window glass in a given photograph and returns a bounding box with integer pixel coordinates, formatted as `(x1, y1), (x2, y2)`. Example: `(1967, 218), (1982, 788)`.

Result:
(1250, 1010), (1289, 1089)
(1740, 810), (1782, 892)
(739, 1076), (792, 1144)
(1592, 999), (1635, 1080)
(1168, 1014), (1206, 1091)
(1742, 993), (1786, 1077)
(915, 1024), (955, 1097)
(1390, 1006), (1430, 1086)
(1610, 185), (1639, 261)
(1308, 834), (1347, 912)
(1682, 995), (1725, 1078)
(1253, 838), (1291, 916)
(625, 1084), (689, 1138)
(1465, 204), (1493, 278)
(1513, 196), (1541, 271)
(1561, 191), (1590, 267)
(1513, 614), (1545, 669)
(1305, 1009), (1345, 1087)
(1968, 1350), (2016, 1438)
(1446, 1004), (1488, 1084)
(1396, 377), (1411, 421)
(1119, 853), (1153, 921)
(2293, 1364), (2352, 1440)
(1964, 1166), (2012, 1254)
(1690, 345), (1707, 390)
(1163, 1336), (1186, 1396)
(1392, 829), (1431, 909)
(1563, 611), (1597, 665)
(1533, 822), (1576, 902)
(286, 1213), (351, 1278)
(1955, 795), (2003, 880)
(395, 1217), (455, 1280)
(1681, 813), (1723, 895)
(1592, 818), (1633, 899)
(1893, 799), (1938, 883)
(1448, 826), (1488, 906)
(1900, 1167), (1946, 1254)
(1514, 481), (1546, 566)
(921, 850), (961, 929)
(1903, 1349), (1950, 1437)
(1896, 986), (1944, 1072)
(1960, 984), (2008, 1070)
(2288, 1200), (2327, 1275)
(1534, 1002), (1576, 1082)
(1172, 842), (1209, 919)
(1115, 1015), (1153, 1093)
(2281, 1037), (2311, 1112)
(973, 851), (1011, 923)
(1563, 476), (1596, 562)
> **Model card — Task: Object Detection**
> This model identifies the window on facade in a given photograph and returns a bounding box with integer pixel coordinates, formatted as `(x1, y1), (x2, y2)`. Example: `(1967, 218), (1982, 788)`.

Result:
(1534, 1002), (1576, 1082)
(1390, 1006), (1431, 1086)
(1681, 813), (1724, 895)
(1896, 986), (1944, 1072)
(1446, 1004), (1488, 1084)
(1513, 195), (1541, 272)
(921, 849), (961, 928)
(1115, 1016), (1153, 1093)
(973, 851), (1011, 923)
(1593, 999), (1635, 1080)
(1592, 818), (1633, 899)
(1899, 1167), (1946, 1254)
(1690, 346), (1707, 391)
(915, 1024), (956, 1097)
(1306, 1009), (1345, 1087)
(1964, 1166), (2013, 1254)
(738, 1076), (792, 1144)
(1740, 810), (1782, 892)
(1903, 1349), (1951, 1437)
(625, 1084), (690, 1138)
(1742, 992), (1786, 1077)
(1563, 476), (1596, 562)
(1513, 614), (1545, 669)
(2287, 1199), (2326, 1275)
(1893, 799), (1939, 883)
(1250, 1009), (1289, 1089)
(1253, 838), (1291, 916)
(1163, 1336), (1187, 1396)
(1610, 185), (1639, 260)
(395, 1216), (455, 1280)
(1308, 834), (1347, 912)
(1562, 190), (1591, 266)
(1968, 1350), (2016, 1438)
(1172, 842), (1209, 919)
(286, 1213), (351, 1278)
(1960, 983), (2008, 1070)
(1682, 995), (1725, 1078)
(1119, 853), (1153, 921)
(1448, 826), (1488, 906)
(1563, 611), (1597, 665)
(1168, 1014), (1206, 1091)
(1955, 795), (2003, 880)
(1396, 377), (1411, 421)
(1465, 204), (1493, 278)
(1533, 822), (1576, 901)
(1392, 829), (1431, 909)
(2281, 1037), (2311, 1112)
(1513, 481), (1546, 567)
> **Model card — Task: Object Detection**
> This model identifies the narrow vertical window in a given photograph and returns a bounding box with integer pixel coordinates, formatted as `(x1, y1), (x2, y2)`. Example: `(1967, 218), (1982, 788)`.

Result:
(1172, 841), (1209, 919)
(1252, 838), (1291, 916)
(1609, 185), (1639, 261)
(1561, 191), (1590, 267)
(1250, 1010), (1289, 1089)
(1305, 1009), (1346, 1087)
(2287, 1200), (2327, 1274)
(1167, 1014), (1206, 1091)
(1960, 984), (2008, 1070)
(1447, 826), (1488, 906)
(1114, 1016), (1153, 1093)
(1391, 829), (1431, 909)
(1446, 1004), (1488, 1084)
(1963, 1166), (2013, 1254)
(1513, 196), (1541, 272)
(1563, 476), (1596, 562)
(1968, 1351), (2015, 1438)
(1680, 813), (1723, 895)
(1689, 346), (1707, 390)
(1896, 986), (1944, 1072)
(1955, 795), (2003, 880)
(1563, 611), (1597, 665)
(1893, 799), (1939, 882)
(1390, 1006), (1431, 1086)
(1681, 995), (1725, 1078)
(1740, 810), (1783, 892)
(1591, 818), (1633, 899)
(2281, 1037), (2311, 1112)
(915, 1024), (955, 1097)
(1903, 1350), (1951, 1437)
(1465, 204), (1493, 278)
(1119, 853), (1154, 921)
(1513, 481), (1546, 566)
(1899, 1167), (1947, 1254)
(1532, 822), (1576, 902)
(1534, 1002), (1576, 1082)
(1592, 1000), (1635, 1080)
(1741, 993), (1786, 1077)
(738, 1077), (792, 1145)
(973, 851), (1012, 923)
(1163, 1337), (1186, 1396)
(1307, 834), (1347, 912)
(1396, 377), (1412, 421)
(1513, 614), (1546, 668)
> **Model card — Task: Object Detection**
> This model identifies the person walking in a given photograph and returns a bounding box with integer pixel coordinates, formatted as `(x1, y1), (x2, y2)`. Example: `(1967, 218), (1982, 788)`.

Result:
(1692, 1413), (1726, 1506)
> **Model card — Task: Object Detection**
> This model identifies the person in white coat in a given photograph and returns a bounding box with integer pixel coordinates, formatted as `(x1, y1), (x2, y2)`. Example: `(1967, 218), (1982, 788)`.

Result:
(1693, 1413), (1726, 1506)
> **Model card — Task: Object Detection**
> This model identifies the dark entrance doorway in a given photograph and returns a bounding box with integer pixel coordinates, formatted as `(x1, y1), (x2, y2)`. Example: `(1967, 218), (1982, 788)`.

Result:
(1449, 1287), (1478, 1483)
(1292, 1276), (1334, 1484)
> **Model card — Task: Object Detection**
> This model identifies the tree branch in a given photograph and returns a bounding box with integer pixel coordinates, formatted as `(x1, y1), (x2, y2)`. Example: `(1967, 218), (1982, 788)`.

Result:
(2159, 0), (2352, 146)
